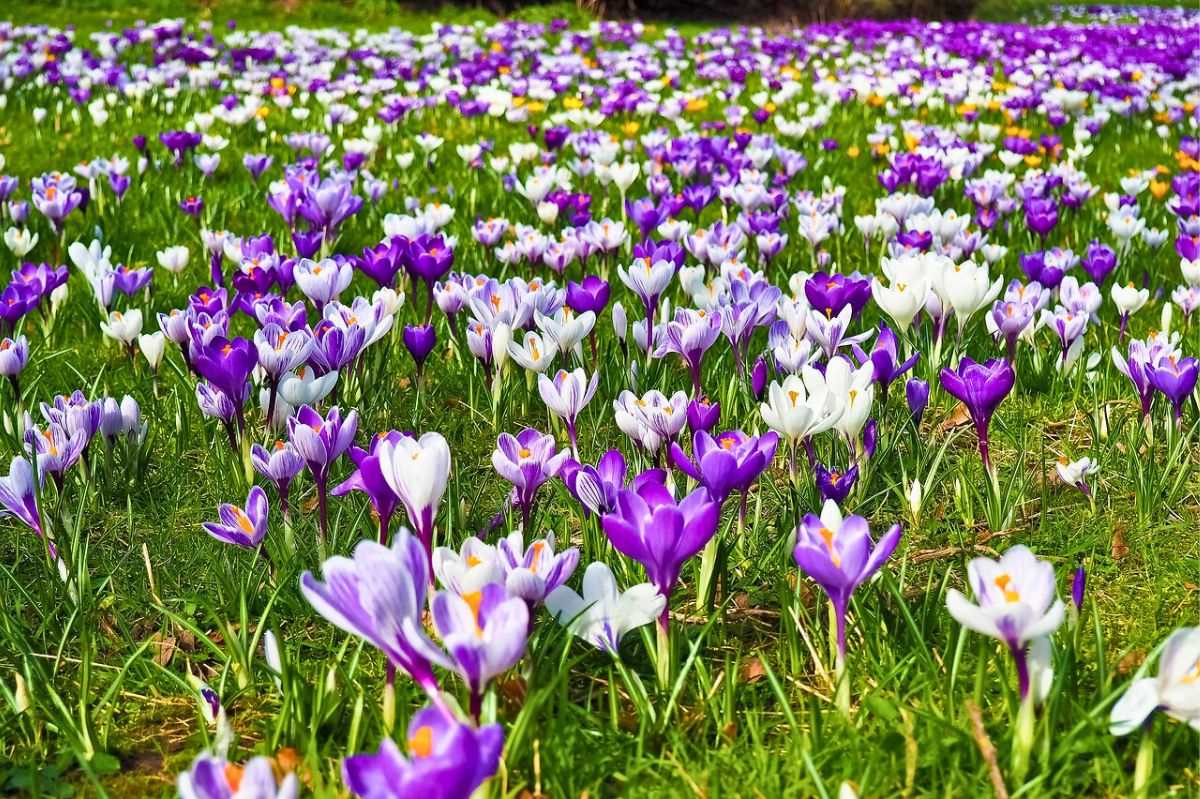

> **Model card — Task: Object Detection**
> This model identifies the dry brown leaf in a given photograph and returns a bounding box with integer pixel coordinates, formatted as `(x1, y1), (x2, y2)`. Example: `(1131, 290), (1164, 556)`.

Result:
(739, 656), (766, 684)
(1111, 523), (1129, 561)
(149, 633), (177, 667)
(1118, 651), (1145, 674)
(939, 404), (971, 432)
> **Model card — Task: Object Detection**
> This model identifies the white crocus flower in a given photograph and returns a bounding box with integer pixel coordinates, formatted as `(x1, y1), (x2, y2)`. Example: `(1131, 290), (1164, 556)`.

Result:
(545, 562), (665, 655)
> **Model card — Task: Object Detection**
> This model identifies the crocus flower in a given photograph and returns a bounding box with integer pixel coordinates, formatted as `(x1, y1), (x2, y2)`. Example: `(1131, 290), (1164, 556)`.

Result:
(0, 455), (49, 558)
(602, 481), (719, 629)
(492, 428), (569, 530)
(432, 583), (529, 718)
(193, 336), (257, 434)
(403, 324), (437, 379)
(495, 530), (579, 607)
(202, 486), (268, 549)
(1071, 566), (1087, 614)
(939, 357), (1015, 473)
(1109, 626), (1200, 735)
(178, 753), (299, 799)
(537, 368), (599, 457)
(655, 308), (722, 396)
(301, 531), (451, 708)
(342, 705), (503, 799)
(0, 335), (28, 396)
(433, 537), (504, 595)
(293, 257), (352, 312)
(906, 377), (930, 426)
(378, 431), (451, 564)
(24, 419), (86, 490)
(854, 324), (917, 405)
(793, 499), (901, 679)
(331, 431), (406, 544)
(946, 545), (1065, 700)
(1055, 456), (1097, 498)
(559, 449), (665, 518)
(251, 441), (304, 521)
(545, 561), (666, 655)
(687, 397), (720, 436)
(1147, 354), (1199, 421)
(814, 462), (858, 505)
(669, 429), (778, 505)
(287, 405), (358, 539)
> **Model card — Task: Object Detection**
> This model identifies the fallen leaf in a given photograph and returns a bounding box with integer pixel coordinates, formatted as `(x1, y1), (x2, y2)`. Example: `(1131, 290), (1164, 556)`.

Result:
(939, 404), (971, 433)
(148, 633), (176, 667)
(1118, 651), (1145, 674)
(1111, 523), (1129, 560)
(739, 656), (766, 684)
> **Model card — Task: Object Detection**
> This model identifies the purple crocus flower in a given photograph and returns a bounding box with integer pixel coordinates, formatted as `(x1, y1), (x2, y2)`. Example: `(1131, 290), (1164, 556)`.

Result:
(814, 462), (859, 505)
(302, 532), (452, 711)
(287, 405), (358, 540)
(495, 530), (579, 607)
(0, 455), (50, 558)
(202, 486), (268, 549)
(251, 440), (304, 522)
(331, 431), (406, 544)
(906, 378), (930, 426)
(179, 195), (205, 218)
(1072, 566), (1087, 614)
(254, 324), (312, 425)
(793, 500), (902, 683)
(804, 271), (871, 318)
(686, 397), (720, 437)
(853, 324), (918, 404)
(602, 481), (719, 629)
(565, 275), (610, 316)
(751, 356), (769, 401)
(1147, 354), (1199, 421)
(178, 753), (298, 799)
(192, 336), (257, 434)
(242, 152), (274, 182)
(1080, 240), (1117, 285)
(0, 336), (28, 399)
(403, 324), (437, 379)
(159, 130), (202, 165)
(939, 358), (1015, 473)
(431, 583), (529, 719)
(24, 419), (86, 491)
(491, 428), (568, 530)
(669, 429), (778, 505)
(341, 705), (503, 799)
(655, 308), (722, 396)
(559, 449), (665, 518)
(407, 235), (454, 324)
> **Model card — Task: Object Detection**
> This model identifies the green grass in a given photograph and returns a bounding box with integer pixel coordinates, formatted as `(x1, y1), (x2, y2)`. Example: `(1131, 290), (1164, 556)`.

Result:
(0, 3), (1198, 799)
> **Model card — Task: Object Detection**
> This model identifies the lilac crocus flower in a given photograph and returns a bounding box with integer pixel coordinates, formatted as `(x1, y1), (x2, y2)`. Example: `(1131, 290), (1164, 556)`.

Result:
(202, 486), (269, 549)
(24, 419), (86, 491)
(655, 308), (722, 396)
(496, 530), (579, 607)
(341, 705), (503, 799)
(602, 481), (719, 629)
(946, 545), (1065, 701)
(686, 397), (720, 436)
(254, 324), (312, 425)
(669, 429), (778, 505)
(0, 455), (50, 558)
(492, 428), (568, 530)
(432, 583), (529, 719)
(178, 753), (298, 799)
(537, 368), (599, 457)
(939, 357), (1015, 473)
(331, 431), (406, 544)
(793, 499), (902, 696)
(251, 440), (304, 521)
(0, 336), (29, 397)
(287, 405), (358, 540)
(559, 449), (665, 518)
(1147, 354), (1199, 421)
(301, 531), (451, 710)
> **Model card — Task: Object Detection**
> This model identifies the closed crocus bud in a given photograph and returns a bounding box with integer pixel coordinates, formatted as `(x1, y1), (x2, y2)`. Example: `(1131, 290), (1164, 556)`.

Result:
(1072, 566), (1087, 613)
(612, 301), (628, 343)
(906, 377), (930, 425)
(751, 356), (769, 401)
(99, 397), (124, 440)
(686, 397), (720, 436)
(403, 323), (436, 378)
(862, 418), (878, 458)
(907, 478), (923, 519)
(138, 331), (166, 372)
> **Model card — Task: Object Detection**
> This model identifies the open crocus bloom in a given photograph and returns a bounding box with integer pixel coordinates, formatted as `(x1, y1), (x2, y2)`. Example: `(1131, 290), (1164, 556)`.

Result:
(1110, 626), (1200, 735)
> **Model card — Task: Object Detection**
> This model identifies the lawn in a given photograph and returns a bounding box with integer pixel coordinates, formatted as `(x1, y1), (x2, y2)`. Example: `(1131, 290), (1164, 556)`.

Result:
(0, 2), (1197, 798)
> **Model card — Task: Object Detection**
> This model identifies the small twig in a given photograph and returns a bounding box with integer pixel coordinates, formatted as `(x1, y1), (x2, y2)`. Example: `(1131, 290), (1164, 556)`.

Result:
(965, 700), (1009, 799)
